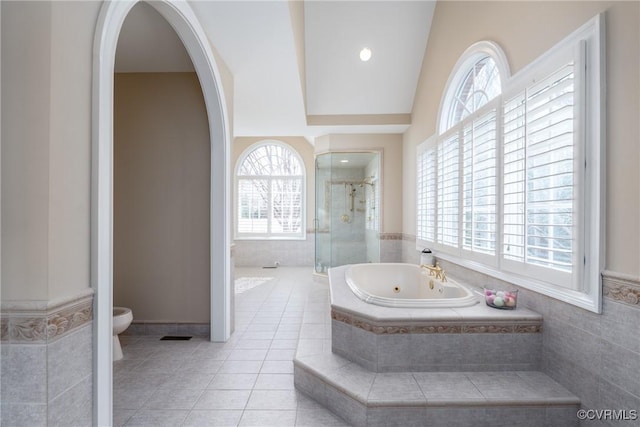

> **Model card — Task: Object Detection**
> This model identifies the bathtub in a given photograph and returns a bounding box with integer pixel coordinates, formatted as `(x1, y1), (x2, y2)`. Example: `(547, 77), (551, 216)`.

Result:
(344, 263), (478, 308)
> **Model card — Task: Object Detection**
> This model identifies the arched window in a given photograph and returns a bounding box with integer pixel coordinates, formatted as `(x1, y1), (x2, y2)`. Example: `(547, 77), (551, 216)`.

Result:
(236, 141), (305, 239)
(439, 42), (508, 133)
(422, 42), (509, 259)
(444, 56), (501, 131)
(417, 16), (605, 313)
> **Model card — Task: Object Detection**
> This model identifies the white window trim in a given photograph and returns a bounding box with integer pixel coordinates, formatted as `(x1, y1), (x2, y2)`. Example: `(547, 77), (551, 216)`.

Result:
(418, 14), (605, 313)
(437, 41), (511, 135)
(234, 140), (306, 241)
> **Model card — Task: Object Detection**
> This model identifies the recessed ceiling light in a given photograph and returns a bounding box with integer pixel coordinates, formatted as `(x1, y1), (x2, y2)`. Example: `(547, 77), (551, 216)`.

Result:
(340, 159), (349, 163)
(359, 47), (372, 62)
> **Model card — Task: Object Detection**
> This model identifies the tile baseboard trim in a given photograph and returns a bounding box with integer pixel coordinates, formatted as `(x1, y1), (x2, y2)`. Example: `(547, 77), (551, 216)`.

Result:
(124, 321), (210, 337)
(331, 308), (542, 335)
(1, 290), (94, 343)
(379, 233), (403, 240)
(602, 270), (640, 307)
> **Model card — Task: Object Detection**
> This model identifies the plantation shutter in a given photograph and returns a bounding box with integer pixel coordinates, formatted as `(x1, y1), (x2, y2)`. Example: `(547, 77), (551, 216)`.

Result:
(462, 109), (498, 256)
(416, 139), (437, 244)
(502, 62), (576, 286)
(437, 133), (460, 248)
(237, 178), (269, 234)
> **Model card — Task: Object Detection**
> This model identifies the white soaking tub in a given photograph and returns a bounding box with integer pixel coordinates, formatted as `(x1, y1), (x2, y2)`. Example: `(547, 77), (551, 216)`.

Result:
(344, 263), (478, 308)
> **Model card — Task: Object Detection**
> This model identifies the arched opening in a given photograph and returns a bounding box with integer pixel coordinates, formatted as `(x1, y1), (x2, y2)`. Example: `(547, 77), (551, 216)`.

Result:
(113, 1), (211, 351)
(92, 1), (231, 424)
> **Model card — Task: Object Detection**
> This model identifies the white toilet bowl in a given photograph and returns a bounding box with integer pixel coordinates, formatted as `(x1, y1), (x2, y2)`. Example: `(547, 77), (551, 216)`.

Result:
(113, 307), (133, 361)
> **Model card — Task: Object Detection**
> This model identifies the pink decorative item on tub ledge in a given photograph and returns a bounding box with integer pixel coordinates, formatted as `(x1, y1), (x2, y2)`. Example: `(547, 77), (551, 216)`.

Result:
(484, 288), (518, 309)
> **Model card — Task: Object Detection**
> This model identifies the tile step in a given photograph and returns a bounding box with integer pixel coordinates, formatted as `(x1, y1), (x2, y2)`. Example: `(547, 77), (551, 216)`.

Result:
(294, 351), (580, 427)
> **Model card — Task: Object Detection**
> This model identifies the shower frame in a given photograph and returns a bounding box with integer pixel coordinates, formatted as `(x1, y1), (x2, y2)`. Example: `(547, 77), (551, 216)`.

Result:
(314, 149), (383, 274)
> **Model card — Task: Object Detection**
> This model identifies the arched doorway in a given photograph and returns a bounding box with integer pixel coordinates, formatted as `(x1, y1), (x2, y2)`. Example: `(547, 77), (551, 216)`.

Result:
(92, 1), (231, 424)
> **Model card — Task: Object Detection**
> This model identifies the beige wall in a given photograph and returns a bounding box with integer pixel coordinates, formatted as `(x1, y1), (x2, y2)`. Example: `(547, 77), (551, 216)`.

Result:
(114, 73), (211, 323)
(316, 134), (403, 233)
(1, 1), (235, 305)
(1, 1), (101, 301)
(49, 0), (100, 300)
(233, 136), (315, 231)
(403, 1), (640, 276)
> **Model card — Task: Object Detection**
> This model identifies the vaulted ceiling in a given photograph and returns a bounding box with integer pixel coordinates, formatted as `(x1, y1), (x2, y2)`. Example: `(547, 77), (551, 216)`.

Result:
(115, 1), (436, 139)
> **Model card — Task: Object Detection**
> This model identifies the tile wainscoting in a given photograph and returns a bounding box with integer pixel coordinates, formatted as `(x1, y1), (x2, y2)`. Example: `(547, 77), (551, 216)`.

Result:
(233, 232), (315, 267)
(379, 233), (403, 263)
(1, 290), (94, 426)
(233, 232), (405, 267)
(401, 233), (640, 425)
(400, 234), (421, 265)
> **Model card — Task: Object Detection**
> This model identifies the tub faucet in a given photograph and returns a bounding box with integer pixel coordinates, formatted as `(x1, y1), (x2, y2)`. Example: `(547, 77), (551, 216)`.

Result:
(421, 262), (447, 282)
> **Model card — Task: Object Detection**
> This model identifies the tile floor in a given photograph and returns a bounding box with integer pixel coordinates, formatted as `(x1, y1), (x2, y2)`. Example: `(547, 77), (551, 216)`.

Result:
(114, 267), (350, 427)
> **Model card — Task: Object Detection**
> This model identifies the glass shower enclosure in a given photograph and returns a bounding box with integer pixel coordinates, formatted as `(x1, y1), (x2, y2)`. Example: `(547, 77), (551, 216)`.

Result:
(314, 152), (381, 274)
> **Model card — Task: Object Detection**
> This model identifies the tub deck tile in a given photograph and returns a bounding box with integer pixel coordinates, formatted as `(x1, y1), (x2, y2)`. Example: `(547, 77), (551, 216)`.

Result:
(293, 351), (580, 427)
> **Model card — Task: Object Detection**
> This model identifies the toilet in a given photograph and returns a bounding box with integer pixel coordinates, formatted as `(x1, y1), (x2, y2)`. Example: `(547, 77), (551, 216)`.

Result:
(113, 307), (133, 361)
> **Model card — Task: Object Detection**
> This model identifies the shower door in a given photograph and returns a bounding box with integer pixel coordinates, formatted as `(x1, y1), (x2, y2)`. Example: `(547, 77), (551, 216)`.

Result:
(314, 152), (381, 273)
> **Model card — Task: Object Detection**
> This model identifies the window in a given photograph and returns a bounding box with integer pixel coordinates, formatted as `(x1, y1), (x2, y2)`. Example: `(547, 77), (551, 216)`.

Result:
(502, 62), (577, 285)
(419, 41), (505, 265)
(442, 55), (502, 133)
(417, 15), (604, 313)
(463, 109), (498, 256)
(236, 141), (305, 239)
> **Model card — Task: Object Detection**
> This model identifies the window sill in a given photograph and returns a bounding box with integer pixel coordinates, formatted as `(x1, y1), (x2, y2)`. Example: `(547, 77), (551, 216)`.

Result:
(433, 251), (601, 314)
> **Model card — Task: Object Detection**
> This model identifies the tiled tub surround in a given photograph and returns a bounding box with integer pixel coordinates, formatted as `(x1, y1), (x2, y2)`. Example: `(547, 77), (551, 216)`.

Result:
(434, 259), (640, 418)
(398, 235), (640, 425)
(293, 265), (579, 427)
(328, 264), (542, 372)
(0, 290), (94, 426)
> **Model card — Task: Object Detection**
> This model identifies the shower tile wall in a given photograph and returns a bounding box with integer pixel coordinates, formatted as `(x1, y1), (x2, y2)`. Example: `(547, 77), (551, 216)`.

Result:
(364, 158), (380, 264)
(329, 168), (368, 266)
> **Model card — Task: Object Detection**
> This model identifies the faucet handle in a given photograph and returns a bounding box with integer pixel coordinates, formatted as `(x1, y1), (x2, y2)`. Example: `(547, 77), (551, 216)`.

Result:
(420, 264), (437, 276)
(430, 262), (446, 282)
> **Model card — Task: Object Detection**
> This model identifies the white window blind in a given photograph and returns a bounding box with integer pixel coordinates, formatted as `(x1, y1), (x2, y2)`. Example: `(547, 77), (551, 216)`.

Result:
(437, 133), (460, 248)
(502, 62), (576, 285)
(417, 141), (436, 243)
(237, 178), (269, 234)
(463, 109), (498, 256)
